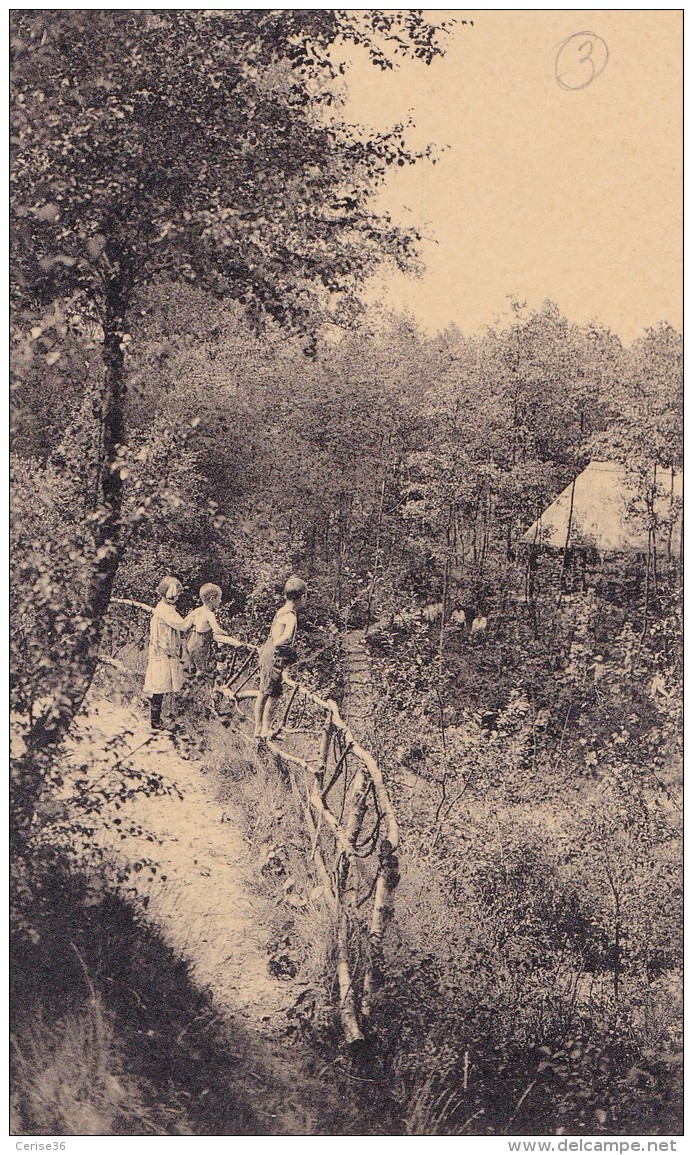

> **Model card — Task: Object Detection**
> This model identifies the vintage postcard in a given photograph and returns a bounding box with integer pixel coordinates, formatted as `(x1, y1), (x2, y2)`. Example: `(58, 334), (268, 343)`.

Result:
(9, 8), (682, 1145)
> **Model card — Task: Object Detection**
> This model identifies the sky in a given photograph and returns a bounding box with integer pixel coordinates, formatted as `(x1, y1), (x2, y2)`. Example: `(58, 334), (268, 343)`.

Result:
(340, 9), (682, 344)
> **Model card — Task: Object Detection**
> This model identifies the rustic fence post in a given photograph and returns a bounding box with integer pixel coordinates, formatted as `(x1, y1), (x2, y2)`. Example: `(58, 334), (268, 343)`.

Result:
(335, 854), (365, 1046)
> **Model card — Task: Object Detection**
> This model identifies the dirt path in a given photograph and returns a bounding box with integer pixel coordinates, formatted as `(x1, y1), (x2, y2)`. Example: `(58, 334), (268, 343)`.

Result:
(83, 699), (299, 1031)
(48, 688), (406, 1131)
(63, 699), (370, 1134)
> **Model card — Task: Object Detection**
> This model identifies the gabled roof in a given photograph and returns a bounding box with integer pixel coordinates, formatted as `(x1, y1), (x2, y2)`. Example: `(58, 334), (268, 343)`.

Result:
(521, 460), (682, 554)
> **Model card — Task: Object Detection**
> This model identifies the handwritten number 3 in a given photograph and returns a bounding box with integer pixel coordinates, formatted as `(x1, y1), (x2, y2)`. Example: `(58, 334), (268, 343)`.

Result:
(577, 39), (595, 86)
(556, 31), (608, 91)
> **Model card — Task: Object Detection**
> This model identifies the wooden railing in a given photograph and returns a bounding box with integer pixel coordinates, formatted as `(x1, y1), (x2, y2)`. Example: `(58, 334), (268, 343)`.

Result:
(100, 597), (400, 1047)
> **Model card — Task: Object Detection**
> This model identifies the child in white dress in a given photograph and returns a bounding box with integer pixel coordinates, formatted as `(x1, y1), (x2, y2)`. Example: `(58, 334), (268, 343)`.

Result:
(143, 576), (192, 729)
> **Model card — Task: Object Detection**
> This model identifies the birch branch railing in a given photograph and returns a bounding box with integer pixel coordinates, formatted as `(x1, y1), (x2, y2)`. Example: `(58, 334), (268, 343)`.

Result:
(99, 597), (400, 1047)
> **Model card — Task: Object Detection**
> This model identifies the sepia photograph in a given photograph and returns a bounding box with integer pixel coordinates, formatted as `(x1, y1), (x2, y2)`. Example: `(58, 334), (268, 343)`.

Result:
(9, 6), (682, 1141)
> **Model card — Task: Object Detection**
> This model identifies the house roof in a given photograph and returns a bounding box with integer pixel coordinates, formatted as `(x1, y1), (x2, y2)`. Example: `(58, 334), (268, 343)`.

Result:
(521, 460), (683, 554)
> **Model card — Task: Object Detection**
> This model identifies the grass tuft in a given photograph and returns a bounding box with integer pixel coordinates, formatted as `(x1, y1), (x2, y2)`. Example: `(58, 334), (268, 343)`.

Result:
(11, 993), (164, 1136)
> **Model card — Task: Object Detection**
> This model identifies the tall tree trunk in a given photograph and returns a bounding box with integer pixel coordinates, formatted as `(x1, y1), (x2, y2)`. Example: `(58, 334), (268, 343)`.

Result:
(667, 466), (674, 564)
(641, 464), (659, 638)
(12, 256), (130, 848)
(650, 464), (659, 602)
(438, 502), (453, 675)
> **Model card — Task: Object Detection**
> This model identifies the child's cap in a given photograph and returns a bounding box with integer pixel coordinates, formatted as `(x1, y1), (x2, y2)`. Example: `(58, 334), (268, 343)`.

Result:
(284, 575), (308, 602)
(157, 576), (182, 600)
(200, 582), (222, 606)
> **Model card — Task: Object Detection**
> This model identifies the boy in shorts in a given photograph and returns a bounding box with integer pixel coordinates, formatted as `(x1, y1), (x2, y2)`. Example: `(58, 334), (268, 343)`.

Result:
(253, 575), (308, 739)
